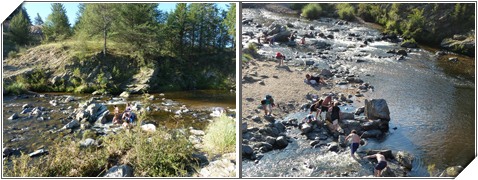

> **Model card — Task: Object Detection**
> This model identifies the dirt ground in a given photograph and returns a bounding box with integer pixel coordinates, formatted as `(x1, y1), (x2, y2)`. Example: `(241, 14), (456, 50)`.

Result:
(241, 59), (366, 129)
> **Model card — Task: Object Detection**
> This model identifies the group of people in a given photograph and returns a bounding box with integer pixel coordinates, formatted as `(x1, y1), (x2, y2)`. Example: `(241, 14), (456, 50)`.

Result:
(112, 103), (136, 128)
(260, 93), (388, 176)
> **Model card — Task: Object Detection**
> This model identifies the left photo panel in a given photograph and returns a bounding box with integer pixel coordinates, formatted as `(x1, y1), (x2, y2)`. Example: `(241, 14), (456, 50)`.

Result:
(2, 1), (238, 177)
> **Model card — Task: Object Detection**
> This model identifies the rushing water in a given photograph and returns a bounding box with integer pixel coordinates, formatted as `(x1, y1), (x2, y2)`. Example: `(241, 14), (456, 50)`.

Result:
(242, 8), (475, 177)
(2, 90), (235, 154)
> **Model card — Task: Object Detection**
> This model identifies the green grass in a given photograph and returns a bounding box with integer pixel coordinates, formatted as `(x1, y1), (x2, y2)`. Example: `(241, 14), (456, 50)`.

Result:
(4, 81), (28, 95)
(202, 115), (236, 155)
(3, 126), (197, 177)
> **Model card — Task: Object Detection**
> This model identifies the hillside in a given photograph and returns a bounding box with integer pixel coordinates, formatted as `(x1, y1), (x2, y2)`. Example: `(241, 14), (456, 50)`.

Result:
(3, 40), (235, 95)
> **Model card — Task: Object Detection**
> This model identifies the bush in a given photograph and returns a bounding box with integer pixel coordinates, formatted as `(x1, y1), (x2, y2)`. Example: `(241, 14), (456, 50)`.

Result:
(336, 3), (356, 21)
(3, 127), (197, 177)
(202, 115), (236, 155)
(4, 82), (28, 95)
(7, 50), (18, 59)
(301, 4), (323, 19)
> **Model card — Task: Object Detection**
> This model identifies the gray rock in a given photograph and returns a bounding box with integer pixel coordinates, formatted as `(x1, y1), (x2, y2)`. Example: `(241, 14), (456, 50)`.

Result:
(8, 113), (19, 120)
(21, 108), (33, 114)
(49, 100), (58, 106)
(264, 115), (275, 122)
(275, 136), (288, 149)
(252, 116), (261, 122)
(64, 120), (80, 130)
(439, 166), (464, 177)
(190, 129), (205, 136)
(242, 145), (254, 157)
(365, 99), (390, 120)
(76, 110), (90, 122)
(241, 122), (247, 132)
(310, 140), (320, 147)
(328, 142), (339, 152)
(300, 123), (312, 134)
(320, 69), (333, 77)
(119, 91), (130, 98)
(341, 112), (354, 120)
(253, 142), (273, 153)
(28, 148), (49, 157)
(401, 41), (418, 48)
(355, 106), (365, 115)
(381, 167), (396, 177)
(80, 138), (96, 148)
(396, 151), (413, 170)
(396, 49), (408, 56)
(141, 124), (156, 132)
(274, 122), (286, 132)
(361, 129), (383, 138)
(104, 165), (134, 177)
(22, 103), (32, 109)
(338, 135), (347, 147)
(265, 136), (276, 146)
(64, 96), (75, 103)
(192, 153), (209, 166)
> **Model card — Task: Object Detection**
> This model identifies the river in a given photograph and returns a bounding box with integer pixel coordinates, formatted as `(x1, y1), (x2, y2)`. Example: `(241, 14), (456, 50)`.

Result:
(2, 90), (235, 154)
(242, 8), (475, 177)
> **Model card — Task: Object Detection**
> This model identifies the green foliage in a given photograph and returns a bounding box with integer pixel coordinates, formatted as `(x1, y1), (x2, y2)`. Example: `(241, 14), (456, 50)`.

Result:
(402, 8), (425, 39)
(3, 127), (196, 177)
(301, 4), (323, 19)
(43, 3), (72, 42)
(4, 81), (28, 95)
(34, 13), (44, 25)
(82, 130), (97, 140)
(8, 10), (31, 46)
(290, 3), (307, 10)
(224, 3), (236, 47)
(336, 3), (356, 21)
(202, 115), (236, 155)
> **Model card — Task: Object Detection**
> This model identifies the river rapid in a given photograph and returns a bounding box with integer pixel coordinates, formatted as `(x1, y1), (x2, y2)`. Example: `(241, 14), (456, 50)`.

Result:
(242, 8), (475, 177)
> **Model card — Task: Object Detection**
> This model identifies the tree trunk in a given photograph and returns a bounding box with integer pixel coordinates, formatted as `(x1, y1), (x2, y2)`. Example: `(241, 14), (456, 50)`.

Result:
(103, 28), (107, 57)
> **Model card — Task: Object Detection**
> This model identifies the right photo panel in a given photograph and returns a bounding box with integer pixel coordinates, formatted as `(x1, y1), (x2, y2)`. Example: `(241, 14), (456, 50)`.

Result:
(241, 3), (475, 177)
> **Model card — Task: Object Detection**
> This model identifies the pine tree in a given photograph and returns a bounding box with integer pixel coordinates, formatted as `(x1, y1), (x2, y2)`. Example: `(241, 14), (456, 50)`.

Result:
(34, 13), (44, 25)
(43, 3), (71, 41)
(76, 3), (117, 56)
(8, 10), (31, 46)
(224, 3), (236, 48)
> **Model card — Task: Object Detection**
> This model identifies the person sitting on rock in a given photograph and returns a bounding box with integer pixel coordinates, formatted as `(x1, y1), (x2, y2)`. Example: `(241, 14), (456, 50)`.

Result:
(300, 36), (305, 45)
(305, 74), (326, 85)
(345, 130), (361, 159)
(261, 95), (275, 116)
(363, 152), (388, 177)
(112, 113), (122, 125)
(275, 52), (286, 66)
(327, 101), (341, 133)
(288, 32), (297, 42)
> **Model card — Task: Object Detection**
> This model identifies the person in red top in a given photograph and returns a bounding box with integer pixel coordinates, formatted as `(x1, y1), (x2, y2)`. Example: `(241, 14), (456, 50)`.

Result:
(275, 52), (285, 66)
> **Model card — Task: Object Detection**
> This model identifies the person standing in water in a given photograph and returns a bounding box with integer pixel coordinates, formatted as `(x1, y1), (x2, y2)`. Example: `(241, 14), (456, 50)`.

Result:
(345, 130), (361, 159)
(363, 152), (388, 177)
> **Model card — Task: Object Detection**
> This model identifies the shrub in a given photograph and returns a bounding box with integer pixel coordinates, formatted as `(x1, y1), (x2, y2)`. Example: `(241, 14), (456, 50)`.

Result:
(7, 50), (18, 59)
(202, 115), (236, 155)
(301, 4), (323, 19)
(336, 3), (356, 21)
(4, 82), (28, 95)
(3, 127), (197, 177)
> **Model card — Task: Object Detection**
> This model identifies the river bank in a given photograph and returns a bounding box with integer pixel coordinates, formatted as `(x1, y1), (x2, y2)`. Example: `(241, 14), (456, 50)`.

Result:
(241, 6), (473, 177)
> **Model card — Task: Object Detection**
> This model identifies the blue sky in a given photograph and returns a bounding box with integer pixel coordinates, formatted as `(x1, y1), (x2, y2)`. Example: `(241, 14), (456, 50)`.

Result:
(23, 2), (230, 26)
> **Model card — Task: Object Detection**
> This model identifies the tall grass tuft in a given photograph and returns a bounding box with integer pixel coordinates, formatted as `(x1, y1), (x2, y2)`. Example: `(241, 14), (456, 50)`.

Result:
(202, 115), (236, 155)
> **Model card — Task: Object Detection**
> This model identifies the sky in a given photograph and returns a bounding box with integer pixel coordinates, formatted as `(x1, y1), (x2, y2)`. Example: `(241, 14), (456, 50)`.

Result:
(23, 2), (230, 27)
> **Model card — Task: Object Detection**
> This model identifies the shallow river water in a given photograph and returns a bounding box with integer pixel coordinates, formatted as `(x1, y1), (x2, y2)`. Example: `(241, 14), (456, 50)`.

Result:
(242, 8), (475, 177)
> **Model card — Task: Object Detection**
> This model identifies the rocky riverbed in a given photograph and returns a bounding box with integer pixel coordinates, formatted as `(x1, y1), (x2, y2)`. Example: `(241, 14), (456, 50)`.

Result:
(241, 6), (471, 177)
(3, 90), (236, 177)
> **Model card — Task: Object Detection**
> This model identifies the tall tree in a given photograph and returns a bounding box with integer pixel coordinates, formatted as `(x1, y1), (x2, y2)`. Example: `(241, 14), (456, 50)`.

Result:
(76, 3), (117, 56)
(165, 3), (189, 58)
(6, 5), (31, 24)
(43, 3), (71, 41)
(224, 3), (236, 48)
(7, 10), (31, 46)
(34, 13), (44, 25)
(113, 3), (160, 55)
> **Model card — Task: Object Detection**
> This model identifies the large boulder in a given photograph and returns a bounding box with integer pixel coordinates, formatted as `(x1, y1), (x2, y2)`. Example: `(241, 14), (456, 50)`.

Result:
(272, 30), (292, 42)
(381, 167), (396, 177)
(268, 24), (283, 35)
(104, 165), (134, 177)
(341, 112), (355, 120)
(396, 151), (413, 170)
(253, 142), (273, 153)
(328, 142), (339, 152)
(365, 99), (390, 120)
(8, 113), (19, 120)
(361, 129), (383, 138)
(439, 166), (464, 177)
